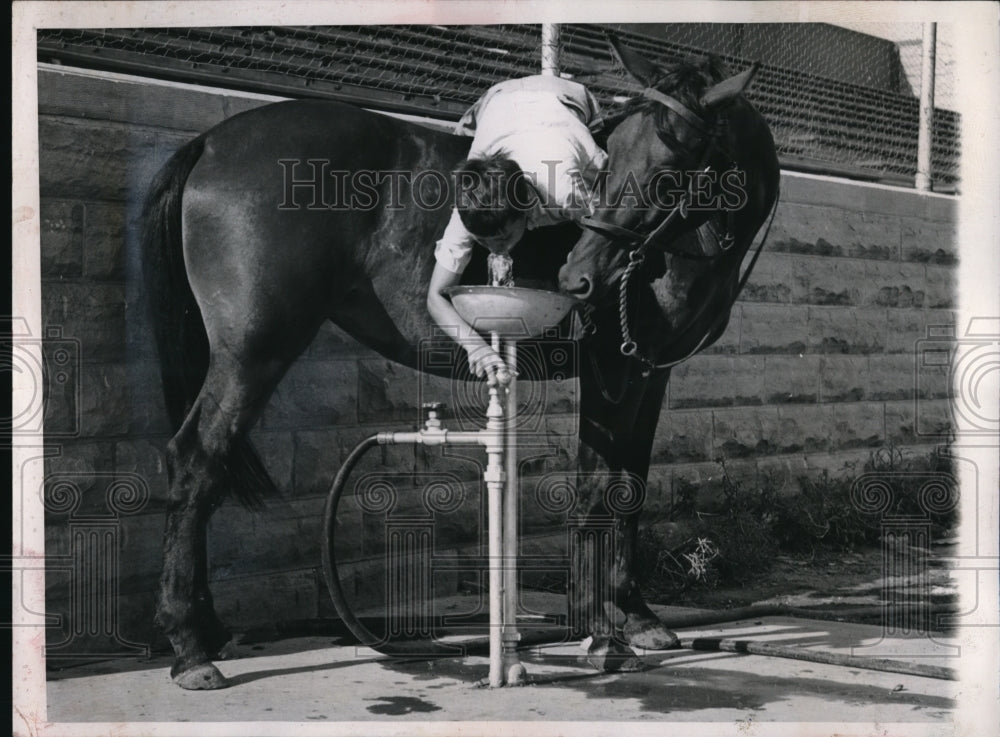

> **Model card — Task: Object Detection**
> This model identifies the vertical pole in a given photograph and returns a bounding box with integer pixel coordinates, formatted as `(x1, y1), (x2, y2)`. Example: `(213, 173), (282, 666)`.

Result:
(485, 332), (505, 687)
(916, 22), (937, 191)
(502, 339), (526, 684)
(541, 24), (560, 76)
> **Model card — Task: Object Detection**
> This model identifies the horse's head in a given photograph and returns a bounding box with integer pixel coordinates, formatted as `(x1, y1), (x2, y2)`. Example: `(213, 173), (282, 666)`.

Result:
(559, 37), (757, 302)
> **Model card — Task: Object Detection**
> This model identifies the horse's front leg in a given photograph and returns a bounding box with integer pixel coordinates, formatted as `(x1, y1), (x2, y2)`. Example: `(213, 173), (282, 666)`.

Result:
(572, 352), (678, 670)
(612, 366), (682, 652)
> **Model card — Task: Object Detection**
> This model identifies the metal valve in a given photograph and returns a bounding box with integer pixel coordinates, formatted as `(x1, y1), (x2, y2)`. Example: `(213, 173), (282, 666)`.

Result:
(422, 402), (445, 430)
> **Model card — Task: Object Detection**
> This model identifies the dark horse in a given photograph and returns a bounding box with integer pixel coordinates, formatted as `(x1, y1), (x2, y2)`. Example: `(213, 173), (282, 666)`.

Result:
(142, 37), (779, 689)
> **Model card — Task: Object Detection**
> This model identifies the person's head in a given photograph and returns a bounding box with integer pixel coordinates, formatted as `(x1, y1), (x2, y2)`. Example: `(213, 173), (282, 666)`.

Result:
(454, 152), (534, 252)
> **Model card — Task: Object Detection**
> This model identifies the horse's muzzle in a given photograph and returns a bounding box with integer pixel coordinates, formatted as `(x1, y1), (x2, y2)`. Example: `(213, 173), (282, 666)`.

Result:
(558, 263), (594, 302)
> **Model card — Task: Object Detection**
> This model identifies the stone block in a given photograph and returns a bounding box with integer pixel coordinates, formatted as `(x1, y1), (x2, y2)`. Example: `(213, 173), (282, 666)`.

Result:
(40, 199), (84, 277)
(46, 511), (166, 594)
(802, 449), (873, 484)
(868, 354), (921, 401)
(81, 201), (128, 280)
(42, 283), (127, 364)
(865, 261), (928, 308)
(222, 95), (282, 120)
(357, 358), (422, 425)
(886, 309), (927, 355)
(924, 265), (956, 309)
(39, 117), (162, 202)
(79, 363), (131, 437)
(123, 301), (159, 364)
(753, 455), (811, 497)
(38, 67), (232, 132)
(886, 309), (955, 354)
(739, 254), (797, 303)
(123, 360), (172, 436)
(700, 306), (741, 354)
(900, 217), (958, 264)
(819, 355), (869, 403)
(712, 404), (830, 457)
(780, 171), (955, 221)
(643, 466), (673, 516)
(41, 336), (82, 438)
(519, 415), (578, 475)
(796, 256), (866, 306)
(827, 403), (885, 450)
(208, 498), (325, 579)
(260, 358), (358, 430)
(767, 202), (899, 260)
(44, 587), (160, 659)
(651, 408), (714, 464)
(807, 306), (886, 354)
(669, 355), (765, 408)
(212, 569), (319, 630)
(773, 405), (834, 454)
(416, 443), (487, 483)
(320, 557), (387, 620)
(42, 441), (117, 511)
(738, 303), (809, 354)
(293, 426), (418, 498)
(885, 399), (952, 445)
(761, 355), (820, 404)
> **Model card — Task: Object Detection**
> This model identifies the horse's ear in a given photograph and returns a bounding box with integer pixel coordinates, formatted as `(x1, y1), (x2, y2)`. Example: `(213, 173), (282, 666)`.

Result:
(699, 62), (759, 108)
(607, 34), (662, 87)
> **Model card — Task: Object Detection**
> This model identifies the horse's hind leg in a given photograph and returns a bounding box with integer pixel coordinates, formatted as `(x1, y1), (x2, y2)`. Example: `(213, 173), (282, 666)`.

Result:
(155, 352), (294, 689)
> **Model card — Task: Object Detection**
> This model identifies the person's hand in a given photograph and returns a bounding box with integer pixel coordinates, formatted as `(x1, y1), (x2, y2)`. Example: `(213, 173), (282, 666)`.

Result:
(465, 343), (511, 384)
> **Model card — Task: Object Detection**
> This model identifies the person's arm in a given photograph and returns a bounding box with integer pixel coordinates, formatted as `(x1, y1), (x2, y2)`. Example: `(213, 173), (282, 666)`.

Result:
(426, 262), (508, 381)
(427, 210), (508, 381)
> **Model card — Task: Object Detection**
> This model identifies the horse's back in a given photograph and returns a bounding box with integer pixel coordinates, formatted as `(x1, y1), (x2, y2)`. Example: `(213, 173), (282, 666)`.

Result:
(178, 99), (469, 362)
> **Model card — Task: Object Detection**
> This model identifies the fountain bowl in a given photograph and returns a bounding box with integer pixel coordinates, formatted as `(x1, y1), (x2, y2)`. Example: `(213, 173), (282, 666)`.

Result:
(444, 286), (579, 339)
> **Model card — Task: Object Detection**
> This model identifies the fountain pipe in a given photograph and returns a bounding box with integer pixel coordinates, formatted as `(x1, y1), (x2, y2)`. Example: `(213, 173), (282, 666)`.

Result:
(502, 339), (526, 684)
(484, 340), (506, 688)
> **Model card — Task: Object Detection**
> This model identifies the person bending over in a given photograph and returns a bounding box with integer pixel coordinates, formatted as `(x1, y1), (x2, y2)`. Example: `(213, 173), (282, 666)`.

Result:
(426, 74), (608, 382)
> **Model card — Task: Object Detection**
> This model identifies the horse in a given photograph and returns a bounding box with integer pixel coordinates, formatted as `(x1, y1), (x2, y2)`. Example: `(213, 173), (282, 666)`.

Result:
(141, 36), (779, 689)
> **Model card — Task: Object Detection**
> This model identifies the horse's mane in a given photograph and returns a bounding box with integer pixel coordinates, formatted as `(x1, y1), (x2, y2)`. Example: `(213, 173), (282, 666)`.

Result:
(597, 55), (731, 143)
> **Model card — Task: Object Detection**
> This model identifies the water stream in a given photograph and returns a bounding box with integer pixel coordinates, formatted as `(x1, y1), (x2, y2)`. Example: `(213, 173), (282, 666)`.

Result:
(487, 252), (514, 287)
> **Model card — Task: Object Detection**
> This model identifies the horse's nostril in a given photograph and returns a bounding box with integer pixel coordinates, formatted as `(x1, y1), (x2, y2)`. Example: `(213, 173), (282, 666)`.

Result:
(567, 276), (593, 301)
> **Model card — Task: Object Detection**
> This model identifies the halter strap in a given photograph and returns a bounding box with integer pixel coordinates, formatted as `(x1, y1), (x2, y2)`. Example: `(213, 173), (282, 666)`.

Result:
(641, 88), (708, 134)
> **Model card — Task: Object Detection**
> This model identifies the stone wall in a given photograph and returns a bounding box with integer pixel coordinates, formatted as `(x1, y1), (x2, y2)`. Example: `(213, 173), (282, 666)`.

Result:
(37, 66), (956, 656)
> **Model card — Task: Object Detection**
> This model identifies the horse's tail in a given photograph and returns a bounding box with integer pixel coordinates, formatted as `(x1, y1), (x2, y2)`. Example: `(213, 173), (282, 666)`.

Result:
(141, 137), (278, 508)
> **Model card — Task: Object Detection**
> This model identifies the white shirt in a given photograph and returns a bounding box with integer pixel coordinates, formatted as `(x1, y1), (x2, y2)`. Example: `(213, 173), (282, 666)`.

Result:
(435, 75), (609, 274)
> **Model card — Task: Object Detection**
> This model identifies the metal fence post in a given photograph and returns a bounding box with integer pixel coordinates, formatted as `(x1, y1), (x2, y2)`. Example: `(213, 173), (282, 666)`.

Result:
(541, 24), (560, 76)
(916, 22), (937, 191)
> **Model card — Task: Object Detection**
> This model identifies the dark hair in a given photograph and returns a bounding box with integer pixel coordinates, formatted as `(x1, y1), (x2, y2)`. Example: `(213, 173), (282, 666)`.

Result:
(453, 151), (534, 237)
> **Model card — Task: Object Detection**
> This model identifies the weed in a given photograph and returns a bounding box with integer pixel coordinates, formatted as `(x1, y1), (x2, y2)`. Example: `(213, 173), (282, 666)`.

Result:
(637, 444), (958, 596)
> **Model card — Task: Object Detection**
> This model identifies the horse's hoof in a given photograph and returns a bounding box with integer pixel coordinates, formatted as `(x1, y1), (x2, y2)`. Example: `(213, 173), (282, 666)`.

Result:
(172, 662), (231, 690)
(585, 638), (646, 673)
(623, 617), (680, 651)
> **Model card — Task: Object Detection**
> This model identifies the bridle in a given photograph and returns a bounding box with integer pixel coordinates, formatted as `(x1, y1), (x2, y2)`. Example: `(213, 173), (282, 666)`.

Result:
(577, 83), (776, 379)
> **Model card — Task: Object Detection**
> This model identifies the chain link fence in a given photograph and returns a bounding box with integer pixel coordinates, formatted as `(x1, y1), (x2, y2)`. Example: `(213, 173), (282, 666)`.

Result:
(37, 23), (959, 189)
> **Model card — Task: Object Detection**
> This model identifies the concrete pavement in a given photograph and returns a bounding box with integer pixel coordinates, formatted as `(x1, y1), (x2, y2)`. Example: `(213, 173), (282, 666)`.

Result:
(45, 603), (956, 726)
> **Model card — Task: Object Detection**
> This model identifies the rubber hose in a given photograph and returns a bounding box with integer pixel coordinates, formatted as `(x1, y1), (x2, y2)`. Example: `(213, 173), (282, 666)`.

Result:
(321, 435), (486, 656)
